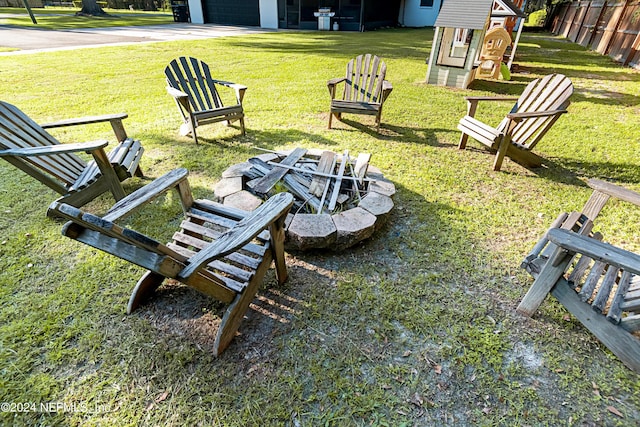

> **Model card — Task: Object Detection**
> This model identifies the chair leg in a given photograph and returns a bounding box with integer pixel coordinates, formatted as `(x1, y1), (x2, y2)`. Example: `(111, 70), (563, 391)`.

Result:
(270, 217), (288, 285)
(213, 258), (272, 356)
(458, 132), (469, 149)
(191, 126), (199, 145)
(328, 111), (333, 129)
(492, 135), (510, 171)
(127, 271), (165, 314)
(239, 117), (246, 136)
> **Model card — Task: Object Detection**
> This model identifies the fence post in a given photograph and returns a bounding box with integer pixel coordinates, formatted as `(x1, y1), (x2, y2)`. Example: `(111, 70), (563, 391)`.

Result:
(604, 0), (630, 55)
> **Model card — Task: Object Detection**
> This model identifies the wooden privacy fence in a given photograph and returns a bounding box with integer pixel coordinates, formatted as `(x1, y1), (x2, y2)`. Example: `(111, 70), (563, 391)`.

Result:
(550, 0), (640, 70)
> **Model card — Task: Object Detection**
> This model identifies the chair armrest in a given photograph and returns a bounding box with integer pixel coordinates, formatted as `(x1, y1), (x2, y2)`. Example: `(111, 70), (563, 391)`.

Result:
(104, 168), (190, 221)
(587, 179), (640, 207)
(216, 82), (247, 104)
(381, 80), (393, 103)
(178, 192), (294, 279)
(42, 113), (129, 143)
(327, 77), (346, 86)
(506, 109), (567, 121)
(0, 140), (108, 157)
(327, 77), (346, 99)
(213, 80), (246, 91)
(166, 86), (189, 100)
(41, 113), (127, 129)
(547, 228), (640, 276)
(464, 96), (519, 117)
(464, 96), (520, 102)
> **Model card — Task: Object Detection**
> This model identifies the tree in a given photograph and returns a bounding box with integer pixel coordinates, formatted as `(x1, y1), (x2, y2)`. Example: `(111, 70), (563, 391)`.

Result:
(77, 0), (107, 16)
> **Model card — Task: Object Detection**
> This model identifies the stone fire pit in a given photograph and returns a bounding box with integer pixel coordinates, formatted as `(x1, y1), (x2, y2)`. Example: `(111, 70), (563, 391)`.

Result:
(214, 148), (395, 251)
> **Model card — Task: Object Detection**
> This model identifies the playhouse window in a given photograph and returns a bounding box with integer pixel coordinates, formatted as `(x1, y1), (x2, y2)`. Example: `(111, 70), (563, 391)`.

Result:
(420, 0), (434, 6)
(437, 27), (473, 68)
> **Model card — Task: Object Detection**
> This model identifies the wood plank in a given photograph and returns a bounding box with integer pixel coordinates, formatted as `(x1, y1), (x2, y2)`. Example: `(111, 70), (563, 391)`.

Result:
(178, 192), (293, 279)
(353, 153), (371, 186)
(327, 151), (348, 211)
(251, 147), (307, 194)
(587, 179), (640, 208)
(317, 155), (337, 215)
(309, 151), (336, 197)
(578, 260), (605, 302)
(591, 265), (619, 313)
(265, 161), (376, 183)
(551, 278), (640, 374)
(546, 229), (640, 276)
(607, 270), (632, 324)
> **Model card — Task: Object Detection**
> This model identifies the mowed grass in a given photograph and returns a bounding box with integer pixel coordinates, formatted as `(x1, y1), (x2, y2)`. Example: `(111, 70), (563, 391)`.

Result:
(0, 6), (173, 29)
(0, 28), (639, 426)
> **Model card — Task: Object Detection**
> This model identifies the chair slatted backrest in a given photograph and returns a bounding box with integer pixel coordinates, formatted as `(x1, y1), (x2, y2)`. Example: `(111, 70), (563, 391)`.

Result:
(343, 54), (387, 104)
(498, 74), (573, 150)
(165, 57), (224, 113)
(0, 101), (86, 186)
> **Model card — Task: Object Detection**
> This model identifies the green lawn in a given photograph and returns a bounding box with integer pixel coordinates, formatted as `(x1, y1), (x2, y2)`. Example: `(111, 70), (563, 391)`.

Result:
(0, 6), (172, 29)
(0, 28), (639, 426)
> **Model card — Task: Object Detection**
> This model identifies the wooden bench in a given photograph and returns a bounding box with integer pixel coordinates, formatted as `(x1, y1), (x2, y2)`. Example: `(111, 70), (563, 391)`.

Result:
(518, 179), (640, 373)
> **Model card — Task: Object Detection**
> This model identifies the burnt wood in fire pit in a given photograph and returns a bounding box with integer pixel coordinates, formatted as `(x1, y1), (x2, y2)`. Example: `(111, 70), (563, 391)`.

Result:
(215, 148), (395, 250)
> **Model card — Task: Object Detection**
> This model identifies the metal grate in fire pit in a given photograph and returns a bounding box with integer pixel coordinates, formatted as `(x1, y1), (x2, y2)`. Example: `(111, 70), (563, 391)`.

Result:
(215, 148), (395, 251)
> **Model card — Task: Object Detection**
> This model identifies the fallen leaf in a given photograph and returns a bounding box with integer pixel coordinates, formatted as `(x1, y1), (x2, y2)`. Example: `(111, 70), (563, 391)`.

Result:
(434, 364), (442, 374)
(381, 384), (391, 390)
(155, 390), (170, 403)
(409, 392), (424, 407)
(607, 406), (623, 418)
(402, 350), (412, 357)
(145, 402), (154, 411)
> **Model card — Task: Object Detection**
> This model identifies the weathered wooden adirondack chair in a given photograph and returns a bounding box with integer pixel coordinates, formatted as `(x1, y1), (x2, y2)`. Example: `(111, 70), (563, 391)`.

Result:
(49, 168), (293, 356)
(458, 73), (573, 171)
(0, 101), (144, 208)
(165, 57), (247, 144)
(518, 179), (640, 373)
(327, 54), (393, 132)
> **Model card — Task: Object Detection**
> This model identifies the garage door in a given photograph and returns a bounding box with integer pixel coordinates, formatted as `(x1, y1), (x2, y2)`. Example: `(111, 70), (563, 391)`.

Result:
(204, 0), (260, 26)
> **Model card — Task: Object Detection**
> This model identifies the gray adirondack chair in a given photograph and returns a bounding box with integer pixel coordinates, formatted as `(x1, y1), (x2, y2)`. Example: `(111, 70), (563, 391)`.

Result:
(327, 54), (393, 132)
(49, 168), (293, 356)
(518, 179), (640, 374)
(0, 101), (143, 208)
(458, 74), (573, 171)
(165, 57), (247, 144)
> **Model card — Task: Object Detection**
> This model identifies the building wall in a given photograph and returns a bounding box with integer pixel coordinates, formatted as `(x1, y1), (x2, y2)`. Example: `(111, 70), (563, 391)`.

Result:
(2, 0), (44, 7)
(399, 0), (442, 27)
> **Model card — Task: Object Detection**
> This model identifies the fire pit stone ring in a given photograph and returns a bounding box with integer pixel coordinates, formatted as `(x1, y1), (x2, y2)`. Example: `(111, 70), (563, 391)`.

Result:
(214, 148), (395, 251)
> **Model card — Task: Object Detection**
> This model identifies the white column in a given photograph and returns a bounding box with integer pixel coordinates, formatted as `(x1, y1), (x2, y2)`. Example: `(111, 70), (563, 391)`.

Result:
(259, 0), (278, 29)
(187, 0), (204, 24)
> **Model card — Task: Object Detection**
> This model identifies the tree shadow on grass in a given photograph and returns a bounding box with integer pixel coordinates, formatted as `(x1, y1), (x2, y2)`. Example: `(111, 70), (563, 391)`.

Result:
(120, 177), (482, 366)
(464, 145), (640, 188)
(332, 118), (458, 147)
(467, 66), (640, 108)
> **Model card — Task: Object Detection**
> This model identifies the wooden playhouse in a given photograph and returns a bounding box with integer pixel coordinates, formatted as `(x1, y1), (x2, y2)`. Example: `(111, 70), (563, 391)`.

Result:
(426, 0), (525, 89)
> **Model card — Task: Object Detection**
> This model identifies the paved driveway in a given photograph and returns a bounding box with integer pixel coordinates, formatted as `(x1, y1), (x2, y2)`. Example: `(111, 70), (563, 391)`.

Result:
(0, 23), (272, 55)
